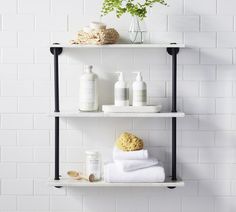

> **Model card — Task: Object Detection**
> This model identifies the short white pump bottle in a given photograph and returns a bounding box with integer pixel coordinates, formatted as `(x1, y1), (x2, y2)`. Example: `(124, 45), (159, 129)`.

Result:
(114, 72), (129, 106)
(132, 72), (147, 106)
(79, 65), (98, 111)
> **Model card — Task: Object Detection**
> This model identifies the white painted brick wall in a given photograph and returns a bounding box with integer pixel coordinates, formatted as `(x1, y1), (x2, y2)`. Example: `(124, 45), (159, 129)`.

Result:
(182, 197), (214, 212)
(18, 0), (50, 14)
(2, 14), (35, 31)
(215, 197), (236, 212)
(0, 196), (17, 211)
(18, 196), (50, 211)
(1, 179), (33, 195)
(184, 0), (216, 15)
(201, 16), (234, 32)
(0, 0), (235, 211)
(185, 32), (216, 48)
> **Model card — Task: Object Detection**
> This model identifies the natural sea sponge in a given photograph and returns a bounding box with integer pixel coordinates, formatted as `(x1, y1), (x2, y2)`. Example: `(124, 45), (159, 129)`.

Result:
(116, 132), (143, 151)
(70, 28), (119, 45)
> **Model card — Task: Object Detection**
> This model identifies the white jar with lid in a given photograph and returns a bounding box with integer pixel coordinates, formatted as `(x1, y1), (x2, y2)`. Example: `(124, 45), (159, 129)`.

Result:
(85, 151), (101, 181)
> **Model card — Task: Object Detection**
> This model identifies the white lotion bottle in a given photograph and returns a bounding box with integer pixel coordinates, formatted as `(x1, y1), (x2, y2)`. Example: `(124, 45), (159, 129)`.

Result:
(114, 72), (129, 106)
(79, 65), (98, 111)
(132, 72), (147, 106)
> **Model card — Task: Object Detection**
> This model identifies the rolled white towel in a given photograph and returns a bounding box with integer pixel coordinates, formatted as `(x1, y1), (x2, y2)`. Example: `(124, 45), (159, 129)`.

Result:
(113, 147), (148, 160)
(115, 157), (158, 172)
(104, 163), (165, 183)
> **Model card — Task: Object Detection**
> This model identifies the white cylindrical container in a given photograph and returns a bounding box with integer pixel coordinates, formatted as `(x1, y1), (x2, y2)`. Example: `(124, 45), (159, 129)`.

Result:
(132, 72), (147, 106)
(85, 151), (101, 180)
(114, 72), (129, 106)
(83, 26), (92, 33)
(89, 22), (106, 30)
(79, 65), (98, 111)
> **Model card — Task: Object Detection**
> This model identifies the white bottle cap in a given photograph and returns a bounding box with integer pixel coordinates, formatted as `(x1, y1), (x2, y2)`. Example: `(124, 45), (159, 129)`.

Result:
(85, 150), (99, 156)
(84, 65), (93, 73)
(115, 72), (124, 81)
(133, 72), (143, 81)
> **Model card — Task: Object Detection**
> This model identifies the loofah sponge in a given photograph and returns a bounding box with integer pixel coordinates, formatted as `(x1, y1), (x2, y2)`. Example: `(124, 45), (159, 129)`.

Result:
(70, 28), (119, 45)
(116, 132), (143, 151)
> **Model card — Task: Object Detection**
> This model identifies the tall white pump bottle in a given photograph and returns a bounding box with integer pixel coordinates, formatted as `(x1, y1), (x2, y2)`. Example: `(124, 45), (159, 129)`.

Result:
(114, 72), (129, 106)
(132, 72), (147, 106)
(79, 65), (98, 111)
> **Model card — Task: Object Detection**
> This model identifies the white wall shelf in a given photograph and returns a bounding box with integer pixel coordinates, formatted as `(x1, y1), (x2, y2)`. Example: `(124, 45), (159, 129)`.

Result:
(50, 43), (185, 49)
(49, 43), (184, 189)
(49, 177), (184, 188)
(50, 111), (185, 118)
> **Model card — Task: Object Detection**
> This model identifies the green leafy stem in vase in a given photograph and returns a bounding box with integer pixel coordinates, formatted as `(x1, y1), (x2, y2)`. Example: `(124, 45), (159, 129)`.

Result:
(101, 0), (168, 20)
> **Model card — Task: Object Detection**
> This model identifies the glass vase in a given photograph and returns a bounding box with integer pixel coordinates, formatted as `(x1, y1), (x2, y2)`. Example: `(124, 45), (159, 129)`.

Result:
(129, 16), (147, 44)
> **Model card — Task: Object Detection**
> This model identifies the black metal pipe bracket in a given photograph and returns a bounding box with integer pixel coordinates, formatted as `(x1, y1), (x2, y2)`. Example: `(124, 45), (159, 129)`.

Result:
(50, 43), (63, 187)
(166, 47), (180, 189)
(50, 43), (63, 56)
(167, 47), (179, 56)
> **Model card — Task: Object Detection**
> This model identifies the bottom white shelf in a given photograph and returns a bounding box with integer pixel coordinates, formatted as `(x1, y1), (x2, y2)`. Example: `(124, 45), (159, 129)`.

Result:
(48, 177), (184, 188)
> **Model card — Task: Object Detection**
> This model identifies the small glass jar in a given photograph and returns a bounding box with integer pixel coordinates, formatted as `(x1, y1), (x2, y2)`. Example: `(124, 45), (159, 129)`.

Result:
(85, 151), (101, 181)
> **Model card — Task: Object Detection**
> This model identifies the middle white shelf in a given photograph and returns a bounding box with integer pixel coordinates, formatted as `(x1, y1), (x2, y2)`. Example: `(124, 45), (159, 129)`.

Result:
(50, 111), (185, 118)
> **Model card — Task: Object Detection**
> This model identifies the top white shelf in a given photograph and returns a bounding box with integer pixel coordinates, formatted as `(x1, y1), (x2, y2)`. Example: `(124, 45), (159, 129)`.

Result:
(50, 43), (185, 48)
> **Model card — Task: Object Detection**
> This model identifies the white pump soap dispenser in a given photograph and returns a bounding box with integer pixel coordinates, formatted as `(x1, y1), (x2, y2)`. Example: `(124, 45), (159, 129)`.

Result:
(114, 72), (129, 106)
(132, 72), (147, 106)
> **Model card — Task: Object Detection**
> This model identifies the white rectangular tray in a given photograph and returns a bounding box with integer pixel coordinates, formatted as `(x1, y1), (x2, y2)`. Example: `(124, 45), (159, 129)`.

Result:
(102, 105), (162, 113)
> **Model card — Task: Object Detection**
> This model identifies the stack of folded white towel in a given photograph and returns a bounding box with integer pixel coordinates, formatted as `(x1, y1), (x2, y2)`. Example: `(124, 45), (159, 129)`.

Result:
(104, 147), (165, 183)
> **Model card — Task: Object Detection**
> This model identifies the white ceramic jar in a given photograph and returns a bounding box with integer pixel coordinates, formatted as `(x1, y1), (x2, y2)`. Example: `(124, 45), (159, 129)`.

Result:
(85, 151), (101, 180)
(89, 22), (106, 30)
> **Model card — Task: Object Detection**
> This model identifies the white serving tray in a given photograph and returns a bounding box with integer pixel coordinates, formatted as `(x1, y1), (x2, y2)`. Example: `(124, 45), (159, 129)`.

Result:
(102, 105), (162, 113)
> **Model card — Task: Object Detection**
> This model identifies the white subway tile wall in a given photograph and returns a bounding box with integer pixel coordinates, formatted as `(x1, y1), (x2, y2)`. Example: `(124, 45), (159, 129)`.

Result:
(0, 0), (235, 211)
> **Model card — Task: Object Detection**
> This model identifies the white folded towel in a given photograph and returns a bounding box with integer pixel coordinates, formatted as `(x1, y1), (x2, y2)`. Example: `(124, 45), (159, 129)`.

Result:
(113, 147), (148, 160)
(104, 163), (165, 183)
(115, 158), (158, 172)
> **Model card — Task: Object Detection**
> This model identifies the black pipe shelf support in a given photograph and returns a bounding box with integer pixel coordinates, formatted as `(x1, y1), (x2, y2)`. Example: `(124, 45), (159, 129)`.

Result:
(50, 44), (63, 187)
(167, 47), (180, 189)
